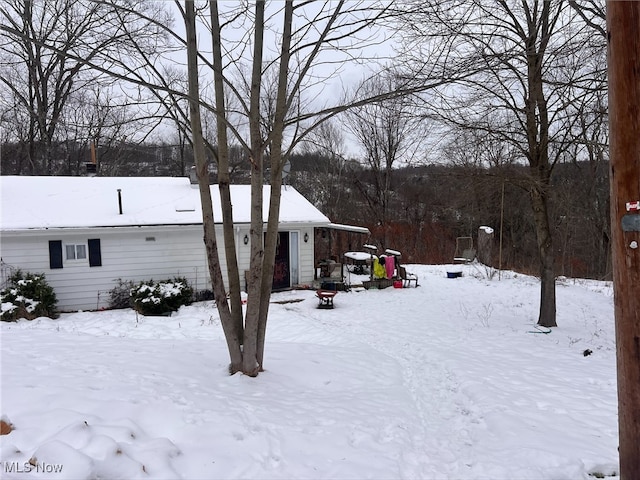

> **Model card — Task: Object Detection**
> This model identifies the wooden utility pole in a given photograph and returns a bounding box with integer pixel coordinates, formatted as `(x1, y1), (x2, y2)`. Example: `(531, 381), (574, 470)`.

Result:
(607, 1), (640, 477)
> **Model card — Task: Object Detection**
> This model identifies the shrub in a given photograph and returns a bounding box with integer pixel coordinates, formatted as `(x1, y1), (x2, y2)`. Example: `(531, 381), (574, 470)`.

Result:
(108, 278), (135, 309)
(194, 289), (214, 302)
(130, 277), (193, 315)
(1, 270), (58, 321)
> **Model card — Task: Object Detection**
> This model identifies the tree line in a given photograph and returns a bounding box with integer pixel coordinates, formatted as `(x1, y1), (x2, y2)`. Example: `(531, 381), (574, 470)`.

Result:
(0, 133), (611, 282)
(287, 150), (611, 281)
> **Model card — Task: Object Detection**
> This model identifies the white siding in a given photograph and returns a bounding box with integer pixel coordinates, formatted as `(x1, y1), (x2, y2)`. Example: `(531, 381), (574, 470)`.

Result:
(1, 223), (318, 312)
(1, 226), (221, 311)
(298, 226), (316, 285)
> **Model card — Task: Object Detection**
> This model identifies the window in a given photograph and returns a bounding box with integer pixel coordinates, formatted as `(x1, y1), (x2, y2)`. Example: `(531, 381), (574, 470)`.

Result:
(65, 244), (87, 260)
(49, 239), (101, 268)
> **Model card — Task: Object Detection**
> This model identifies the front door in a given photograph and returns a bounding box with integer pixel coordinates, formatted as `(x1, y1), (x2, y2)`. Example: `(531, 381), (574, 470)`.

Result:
(272, 231), (290, 290)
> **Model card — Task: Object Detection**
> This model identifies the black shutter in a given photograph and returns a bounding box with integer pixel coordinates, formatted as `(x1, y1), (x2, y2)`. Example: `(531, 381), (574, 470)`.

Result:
(48, 240), (63, 269)
(88, 239), (102, 267)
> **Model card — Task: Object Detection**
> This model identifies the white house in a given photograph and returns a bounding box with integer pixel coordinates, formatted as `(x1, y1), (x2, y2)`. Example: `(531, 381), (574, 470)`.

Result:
(0, 175), (332, 311)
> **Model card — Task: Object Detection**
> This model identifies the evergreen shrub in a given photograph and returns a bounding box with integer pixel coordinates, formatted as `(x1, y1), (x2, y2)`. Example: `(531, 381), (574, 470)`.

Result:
(1, 270), (58, 321)
(130, 277), (193, 315)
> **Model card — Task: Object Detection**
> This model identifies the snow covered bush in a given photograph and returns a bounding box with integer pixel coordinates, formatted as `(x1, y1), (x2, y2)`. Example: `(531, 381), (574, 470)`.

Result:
(1, 270), (58, 321)
(130, 277), (193, 315)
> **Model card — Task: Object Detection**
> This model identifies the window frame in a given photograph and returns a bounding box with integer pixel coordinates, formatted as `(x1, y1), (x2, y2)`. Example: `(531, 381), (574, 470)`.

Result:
(65, 243), (87, 261)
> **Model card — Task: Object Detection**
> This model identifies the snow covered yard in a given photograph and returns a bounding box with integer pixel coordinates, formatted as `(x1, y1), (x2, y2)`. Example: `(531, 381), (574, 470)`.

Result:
(1, 264), (619, 479)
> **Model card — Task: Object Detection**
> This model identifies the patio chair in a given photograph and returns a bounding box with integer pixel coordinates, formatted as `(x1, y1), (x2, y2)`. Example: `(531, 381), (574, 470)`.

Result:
(453, 236), (476, 264)
(397, 265), (419, 288)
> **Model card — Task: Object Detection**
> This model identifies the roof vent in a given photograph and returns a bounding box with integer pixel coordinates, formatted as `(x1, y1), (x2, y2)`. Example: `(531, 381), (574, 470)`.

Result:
(175, 199), (195, 212)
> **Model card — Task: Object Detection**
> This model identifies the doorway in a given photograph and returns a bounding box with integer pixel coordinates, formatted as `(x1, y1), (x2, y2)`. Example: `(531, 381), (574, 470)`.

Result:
(272, 231), (291, 290)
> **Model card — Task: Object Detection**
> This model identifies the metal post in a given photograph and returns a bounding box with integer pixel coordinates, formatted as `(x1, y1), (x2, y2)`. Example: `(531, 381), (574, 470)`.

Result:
(499, 180), (505, 280)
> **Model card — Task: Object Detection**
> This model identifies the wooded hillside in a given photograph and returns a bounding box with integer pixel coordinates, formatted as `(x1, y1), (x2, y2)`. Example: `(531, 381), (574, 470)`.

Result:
(1, 143), (608, 280)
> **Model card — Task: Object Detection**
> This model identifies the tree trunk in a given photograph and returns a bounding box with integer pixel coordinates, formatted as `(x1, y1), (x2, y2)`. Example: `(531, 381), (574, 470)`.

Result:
(256, 0), (294, 370)
(477, 226), (494, 266)
(242, 0), (266, 377)
(257, 176), (283, 370)
(525, 2), (557, 328)
(210, 0), (244, 345)
(530, 184), (557, 327)
(184, 0), (242, 372)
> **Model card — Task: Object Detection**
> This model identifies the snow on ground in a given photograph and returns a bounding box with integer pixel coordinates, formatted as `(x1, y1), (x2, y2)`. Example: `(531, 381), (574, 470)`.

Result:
(1, 264), (619, 479)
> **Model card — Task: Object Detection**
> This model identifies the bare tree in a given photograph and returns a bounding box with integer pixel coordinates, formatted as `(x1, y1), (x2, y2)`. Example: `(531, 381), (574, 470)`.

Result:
(344, 72), (422, 246)
(569, 0), (606, 38)
(0, 0), (171, 174)
(202, 1), (448, 374)
(183, 0), (244, 372)
(297, 119), (349, 219)
(398, 1), (604, 327)
(555, 86), (609, 278)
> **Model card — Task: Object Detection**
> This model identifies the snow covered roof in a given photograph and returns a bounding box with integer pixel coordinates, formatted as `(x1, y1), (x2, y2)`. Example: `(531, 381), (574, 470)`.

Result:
(0, 176), (331, 231)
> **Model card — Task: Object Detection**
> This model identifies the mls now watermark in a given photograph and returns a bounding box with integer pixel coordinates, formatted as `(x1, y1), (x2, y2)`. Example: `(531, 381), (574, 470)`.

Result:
(3, 461), (64, 474)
